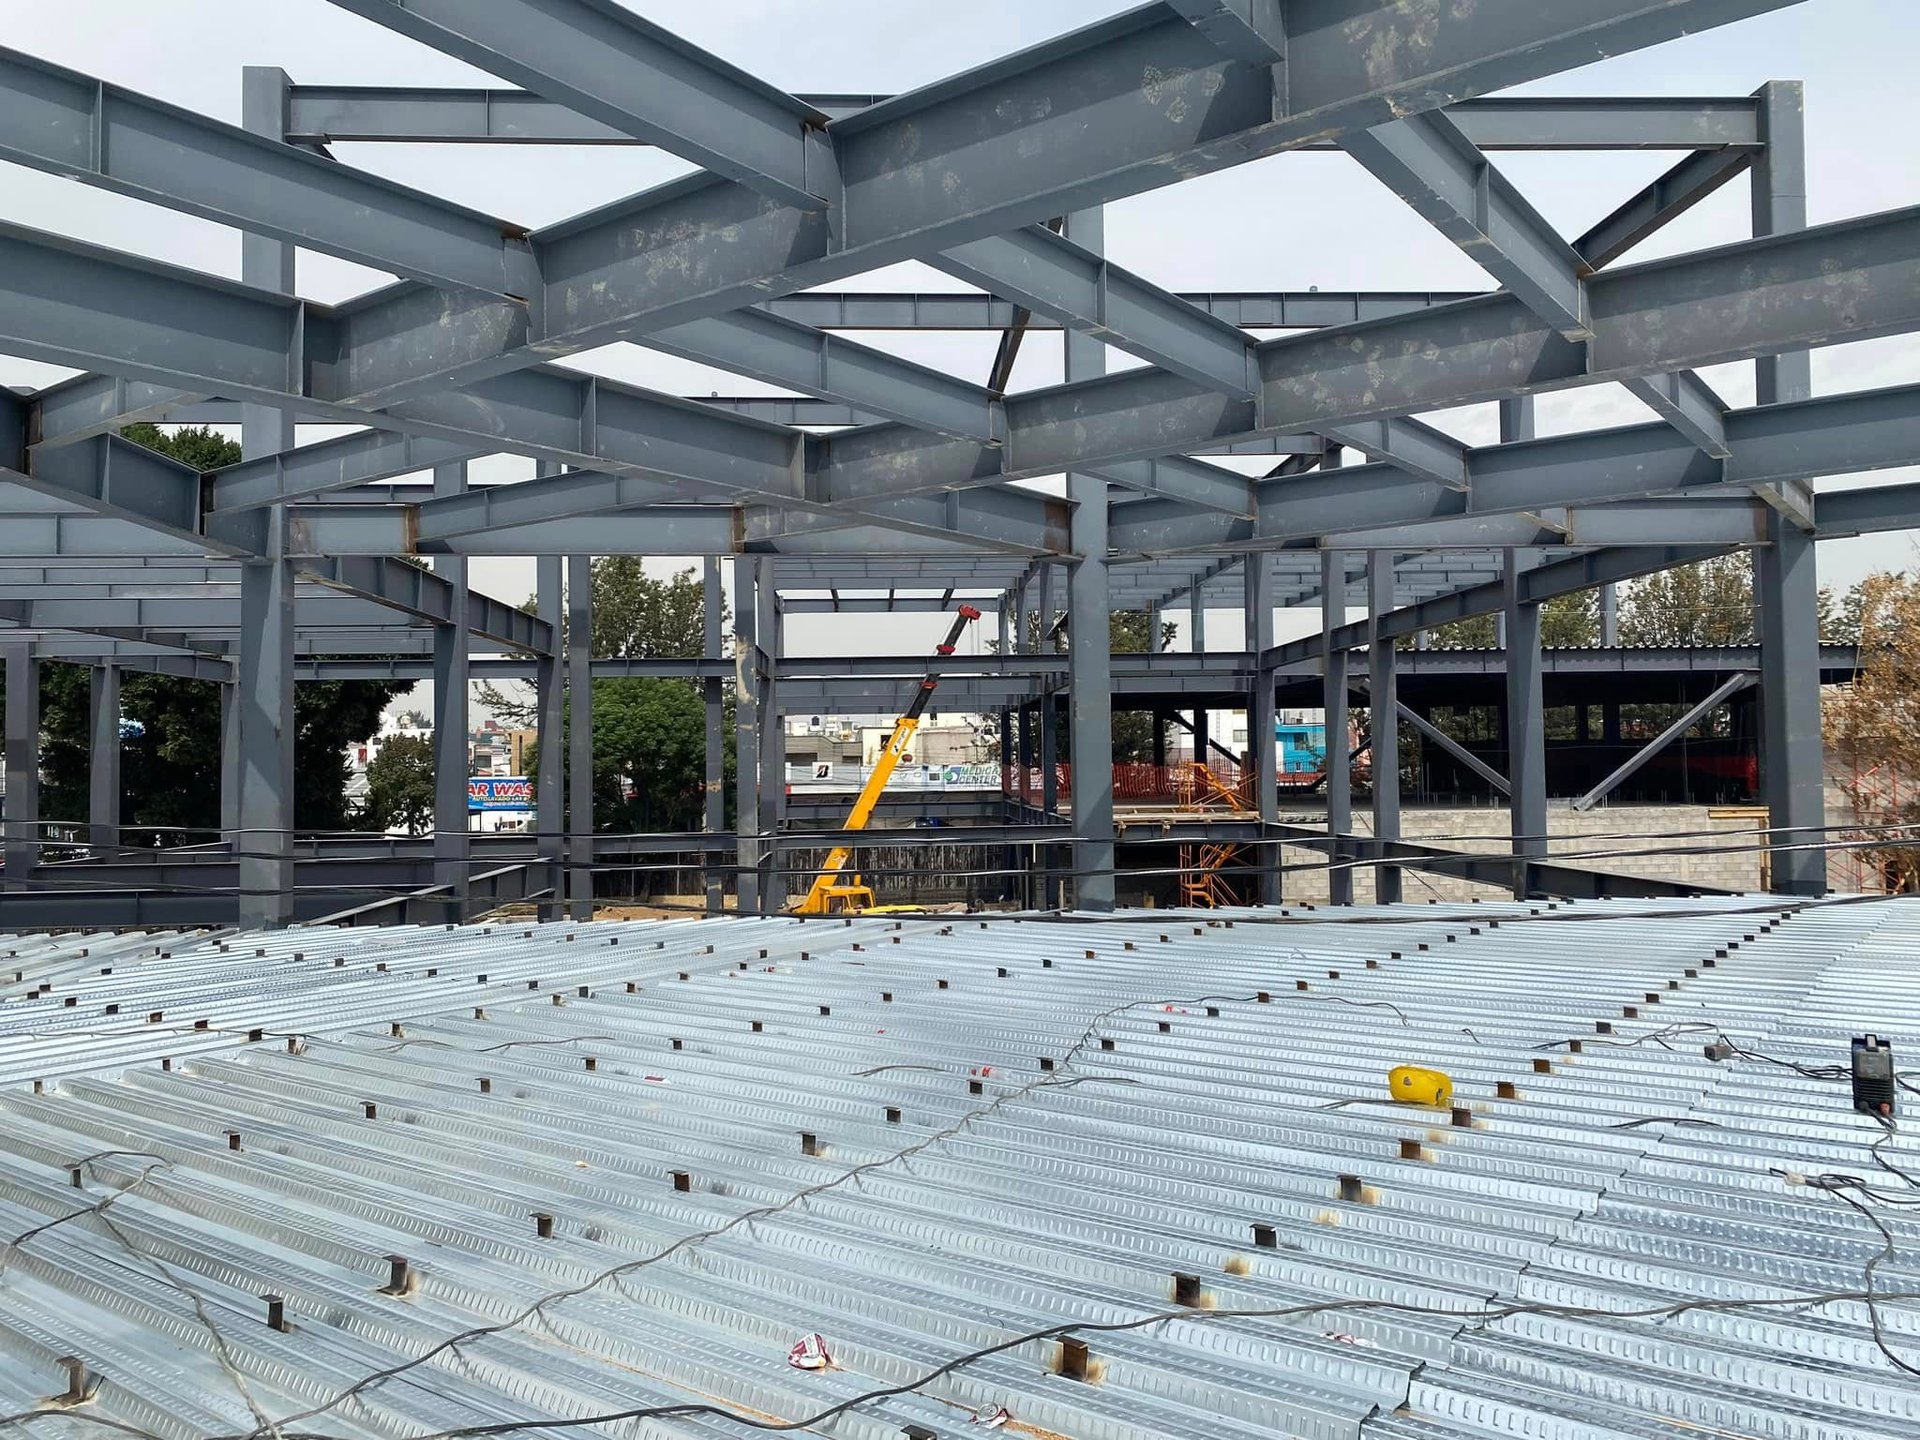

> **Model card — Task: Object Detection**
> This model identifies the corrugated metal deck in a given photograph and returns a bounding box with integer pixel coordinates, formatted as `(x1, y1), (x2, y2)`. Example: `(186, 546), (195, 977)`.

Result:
(1, 898), (1916, 1439)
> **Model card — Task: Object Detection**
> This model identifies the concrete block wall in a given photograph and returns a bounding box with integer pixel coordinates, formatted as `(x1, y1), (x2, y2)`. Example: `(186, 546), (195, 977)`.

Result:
(1276, 804), (1767, 904)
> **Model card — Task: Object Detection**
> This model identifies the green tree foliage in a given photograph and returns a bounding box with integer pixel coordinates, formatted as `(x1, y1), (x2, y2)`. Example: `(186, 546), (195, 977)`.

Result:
(31, 424), (406, 836)
(363, 733), (436, 835)
(1617, 553), (1756, 645)
(484, 562), (733, 832)
(1403, 591), (1598, 650)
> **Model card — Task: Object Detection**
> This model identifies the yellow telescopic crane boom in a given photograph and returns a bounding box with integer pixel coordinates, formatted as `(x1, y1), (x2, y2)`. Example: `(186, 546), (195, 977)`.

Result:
(791, 603), (983, 915)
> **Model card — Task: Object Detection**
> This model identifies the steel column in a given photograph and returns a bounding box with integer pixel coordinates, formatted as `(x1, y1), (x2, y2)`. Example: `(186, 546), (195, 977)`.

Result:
(3, 643), (37, 888)
(1504, 551), (1548, 898)
(1601, 584), (1620, 646)
(1244, 551), (1280, 905)
(236, 66), (296, 928)
(1322, 551), (1352, 906)
(1367, 559), (1401, 905)
(535, 549), (563, 918)
(88, 663), (120, 854)
(732, 555), (760, 916)
(431, 461), (470, 903)
(566, 553), (593, 920)
(1757, 513), (1825, 893)
(756, 557), (784, 913)
(220, 679), (240, 842)
(704, 556), (725, 914)
(1750, 80), (1822, 895)
(1063, 208), (1114, 913)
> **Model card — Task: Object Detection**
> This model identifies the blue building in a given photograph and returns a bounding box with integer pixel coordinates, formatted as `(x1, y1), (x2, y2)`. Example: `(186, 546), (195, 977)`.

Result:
(1276, 719), (1327, 778)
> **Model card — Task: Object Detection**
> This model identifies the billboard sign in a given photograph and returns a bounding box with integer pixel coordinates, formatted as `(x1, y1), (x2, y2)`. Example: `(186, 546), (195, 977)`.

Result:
(469, 776), (534, 811)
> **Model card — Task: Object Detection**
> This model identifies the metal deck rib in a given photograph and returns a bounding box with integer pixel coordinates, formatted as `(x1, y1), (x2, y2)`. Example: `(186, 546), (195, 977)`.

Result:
(0, 899), (1916, 1439)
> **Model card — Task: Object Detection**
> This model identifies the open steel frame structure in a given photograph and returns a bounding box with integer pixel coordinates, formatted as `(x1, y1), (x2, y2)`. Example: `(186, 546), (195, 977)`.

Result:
(3, 0), (1919, 927)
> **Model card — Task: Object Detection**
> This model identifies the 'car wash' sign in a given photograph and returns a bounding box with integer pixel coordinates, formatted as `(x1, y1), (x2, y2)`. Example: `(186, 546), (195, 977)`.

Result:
(468, 776), (533, 811)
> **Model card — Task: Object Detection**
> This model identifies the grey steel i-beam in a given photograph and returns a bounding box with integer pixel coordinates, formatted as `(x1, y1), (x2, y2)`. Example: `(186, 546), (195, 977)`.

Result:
(1064, 207), (1114, 914)
(1398, 703), (1510, 798)
(1572, 673), (1755, 813)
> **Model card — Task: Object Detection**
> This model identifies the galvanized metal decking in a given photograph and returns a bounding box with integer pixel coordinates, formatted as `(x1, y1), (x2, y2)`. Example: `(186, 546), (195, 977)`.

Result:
(2, 899), (1917, 1438)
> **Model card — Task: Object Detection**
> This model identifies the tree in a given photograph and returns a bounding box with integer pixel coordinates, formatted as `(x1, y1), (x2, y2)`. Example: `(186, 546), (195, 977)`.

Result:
(32, 424), (407, 836)
(1825, 571), (1920, 888)
(1402, 590), (1598, 650)
(1618, 554), (1756, 645)
(481, 562), (734, 832)
(363, 733), (436, 835)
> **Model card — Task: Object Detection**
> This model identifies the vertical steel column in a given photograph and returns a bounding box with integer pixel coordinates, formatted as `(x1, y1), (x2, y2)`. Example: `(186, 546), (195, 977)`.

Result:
(1063, 207), (1114, 912)
(756, 559), (784, 913)
(1751, 80), (1823, 894)
(566, 554), (593, 921)
(703, 557), (725, 914)
(1501, 399), (1546, 899)
(1037, 562), (1060, 909)
(3, 644), (37, 889)
(1322, 552), (1353, 906)
(1753, 82), (1812, 408)
(1758, 514), (1825, 893)
(238, 66), (296, 928)
(220, 680), (240, 842)
(88, 664), (120, 854)
(1504, 553), (1547, 898)
(1600, 585), (1620, 647)
(431, 461), (470, 906)
(1190, 585), (1208, 771)
(731, 556), (760, 915)
(1244, 552), (1280, 905)
(534, 549), (563, 919)
(1368, 558), (1402, 904)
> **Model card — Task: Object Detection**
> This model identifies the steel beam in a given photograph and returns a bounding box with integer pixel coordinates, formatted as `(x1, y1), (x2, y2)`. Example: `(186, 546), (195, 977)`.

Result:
(1342, 108), (1590, 337)
(323, 0), (831, 210)
(1576, 145), (1754, 268)
(1573, 672), (1754, 812)
(1397, 702), (1508, 797)
(282, 86), (1763, 151)
(1111, 382), (1920, 555)
(0, 46), (536, 299)
(301, 556), (547, 651)
(246, 2), (1801, 400)
(212, 431), (482, 511)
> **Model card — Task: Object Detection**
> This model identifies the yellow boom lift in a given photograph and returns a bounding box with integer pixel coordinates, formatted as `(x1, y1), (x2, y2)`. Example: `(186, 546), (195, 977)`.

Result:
(791, 603), (983, 915)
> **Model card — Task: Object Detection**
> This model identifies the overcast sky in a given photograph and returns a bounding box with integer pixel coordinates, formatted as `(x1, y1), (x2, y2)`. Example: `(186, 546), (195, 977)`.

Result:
(3, 0), (1918, 683)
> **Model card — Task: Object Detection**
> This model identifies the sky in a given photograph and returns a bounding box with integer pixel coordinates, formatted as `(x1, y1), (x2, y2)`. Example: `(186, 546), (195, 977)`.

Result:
(3, 0), (1918, 691)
